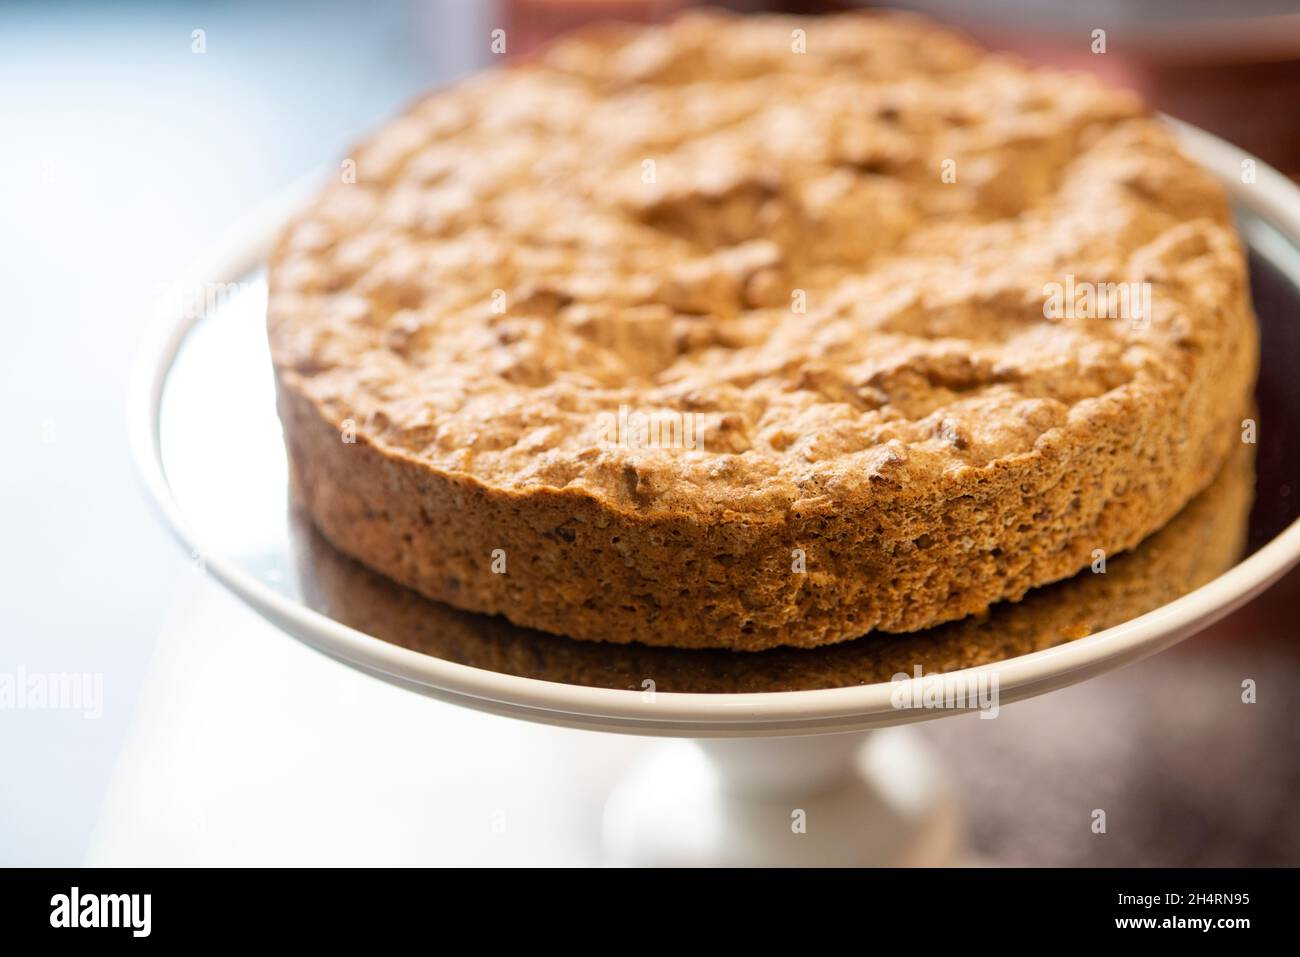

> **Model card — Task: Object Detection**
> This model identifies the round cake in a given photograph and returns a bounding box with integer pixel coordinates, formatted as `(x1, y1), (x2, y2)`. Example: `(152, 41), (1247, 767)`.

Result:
(268, 11), (1258, 651)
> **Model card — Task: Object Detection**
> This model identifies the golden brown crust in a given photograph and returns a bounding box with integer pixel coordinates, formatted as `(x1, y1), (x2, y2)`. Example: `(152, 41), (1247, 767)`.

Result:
(291, 435), (1254, 692)
(269, 11), (1259, 650)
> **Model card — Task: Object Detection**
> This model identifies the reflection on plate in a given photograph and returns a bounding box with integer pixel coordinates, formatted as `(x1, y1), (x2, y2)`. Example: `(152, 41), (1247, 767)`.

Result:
(291, 437), (1254, 693)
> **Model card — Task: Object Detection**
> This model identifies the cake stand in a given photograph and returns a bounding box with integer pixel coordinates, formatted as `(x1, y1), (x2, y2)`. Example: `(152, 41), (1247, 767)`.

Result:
(128, 122), (1300, 865)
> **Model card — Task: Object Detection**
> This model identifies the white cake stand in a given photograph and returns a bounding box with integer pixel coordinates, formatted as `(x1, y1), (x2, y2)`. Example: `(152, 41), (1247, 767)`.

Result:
(128, 122), (1300, 866)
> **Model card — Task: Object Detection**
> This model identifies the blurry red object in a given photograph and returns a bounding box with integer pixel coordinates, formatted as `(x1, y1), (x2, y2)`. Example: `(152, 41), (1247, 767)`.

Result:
(503, 0), (691, 57)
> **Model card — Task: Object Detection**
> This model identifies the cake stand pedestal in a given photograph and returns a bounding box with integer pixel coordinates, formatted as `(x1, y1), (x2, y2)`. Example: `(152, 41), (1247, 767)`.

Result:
(602, 729), (960, 866)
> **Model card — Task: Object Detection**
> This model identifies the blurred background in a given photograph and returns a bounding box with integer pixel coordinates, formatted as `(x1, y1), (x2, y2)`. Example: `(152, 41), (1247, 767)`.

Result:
(2, 0), (1298, 866)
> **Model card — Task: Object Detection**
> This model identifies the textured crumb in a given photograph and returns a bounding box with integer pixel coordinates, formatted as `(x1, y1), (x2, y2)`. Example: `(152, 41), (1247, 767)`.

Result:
(269, 10), (1259, 650)
(294, 434), (1254, 692)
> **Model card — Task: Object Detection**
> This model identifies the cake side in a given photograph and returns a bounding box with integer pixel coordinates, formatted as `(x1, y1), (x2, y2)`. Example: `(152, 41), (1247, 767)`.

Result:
(291, 432), (1255, 691)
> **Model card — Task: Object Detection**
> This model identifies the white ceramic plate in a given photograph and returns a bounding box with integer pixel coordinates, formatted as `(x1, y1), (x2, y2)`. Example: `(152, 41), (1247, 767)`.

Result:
(129, 121), (1300, 736)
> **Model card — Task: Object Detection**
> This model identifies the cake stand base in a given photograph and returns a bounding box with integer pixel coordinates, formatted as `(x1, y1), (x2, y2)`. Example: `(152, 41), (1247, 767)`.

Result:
(601, 727), (961, 867)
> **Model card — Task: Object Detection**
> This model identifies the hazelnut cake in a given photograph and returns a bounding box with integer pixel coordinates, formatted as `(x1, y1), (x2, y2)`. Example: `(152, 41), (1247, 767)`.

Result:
(268, 11), (1259, 651)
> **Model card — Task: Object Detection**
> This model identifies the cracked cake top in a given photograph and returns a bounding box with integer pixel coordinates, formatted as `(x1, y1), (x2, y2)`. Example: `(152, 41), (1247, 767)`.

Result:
(268, 10), (1244, 518)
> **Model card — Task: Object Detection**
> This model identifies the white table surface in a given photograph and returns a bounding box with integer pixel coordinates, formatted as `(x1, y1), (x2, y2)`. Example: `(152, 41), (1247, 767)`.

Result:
(86, 573), (650, 866)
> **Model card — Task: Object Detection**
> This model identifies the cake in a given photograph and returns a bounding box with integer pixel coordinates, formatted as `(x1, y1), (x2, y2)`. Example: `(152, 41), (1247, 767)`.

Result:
(268, 11), (1259, 651)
